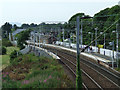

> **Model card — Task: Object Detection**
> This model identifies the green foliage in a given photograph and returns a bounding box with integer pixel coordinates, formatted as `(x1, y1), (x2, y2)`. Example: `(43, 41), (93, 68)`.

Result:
(2, 54), (74, 88)
(2, 73), (18, 88)
(16, 29), (31, 49)
(69, 13), (85, 22)
(93, 5), (120, 50)
(9, 50), (22, 64)
(2, 38), (12, 47)
(1, 46), (7, 55)
(1, 22), (12, 38)
(66, 5), (120, 50)
(10, 50), (17, 63)
(13, 24), (18, 30)
(9, 50), (18, 63)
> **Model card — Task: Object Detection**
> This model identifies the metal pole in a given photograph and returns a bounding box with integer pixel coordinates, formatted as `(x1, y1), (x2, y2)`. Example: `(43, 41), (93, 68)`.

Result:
(81, 19), (83, 49)
(76, 16), (82, 89)
(73, 32), (76, 43)
(34, 30), (35, 51)
(36, 35), (38, 44)
(63, 28), (65, 46)
(63, 28), (64, 41)
(91, 33), (93, 46)
(104, 33), (106, 55)
(112, 41), (114, 68)
(116, 24), (119, 68)
(39, 32), (41, 47)
(69, 33), (72, 48)
(95, 28), (98, 52)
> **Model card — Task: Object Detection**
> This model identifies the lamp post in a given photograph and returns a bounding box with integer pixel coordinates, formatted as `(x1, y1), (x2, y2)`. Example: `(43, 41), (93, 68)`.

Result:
(81, 19), (83, 49)
(80, 16), (93, 49)
(100, 32), (106, 55)
(103, 33), (106, 55)
(112, 41), (115, 68)
(109, 41), (114, 68)
(88, 32), (93, 46)
(116, 24), (119, 68)
(39, 32), (41, 47)
(62, 28), (65, 46)
(34, 30), (35, 51)
(95, 27), (98, 52)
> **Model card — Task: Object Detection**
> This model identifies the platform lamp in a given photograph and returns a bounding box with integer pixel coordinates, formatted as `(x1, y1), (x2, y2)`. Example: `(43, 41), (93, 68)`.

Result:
(112, 24), (119, 68)
(88, 32), (93, 46)
(100, 32), (106, 55)
(95, 27), (98, 53)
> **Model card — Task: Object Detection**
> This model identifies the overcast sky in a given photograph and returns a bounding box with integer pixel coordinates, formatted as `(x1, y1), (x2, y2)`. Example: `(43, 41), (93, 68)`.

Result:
(0, 0), (120, 26)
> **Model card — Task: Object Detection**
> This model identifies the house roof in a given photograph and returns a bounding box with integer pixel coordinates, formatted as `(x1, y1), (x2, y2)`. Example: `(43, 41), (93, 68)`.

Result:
(12, 29), (26, 36)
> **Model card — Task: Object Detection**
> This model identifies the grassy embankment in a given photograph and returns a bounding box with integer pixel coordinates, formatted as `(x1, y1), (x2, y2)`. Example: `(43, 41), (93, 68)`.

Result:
(2, 53), (74, 88)
(0, 46), (19, 70)
(0, 38), (19, 69)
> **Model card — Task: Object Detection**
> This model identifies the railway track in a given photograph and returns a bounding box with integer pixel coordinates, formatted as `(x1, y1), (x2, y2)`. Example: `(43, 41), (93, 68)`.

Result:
(43, 46), (120, 89)
(59, 54), (102, 89)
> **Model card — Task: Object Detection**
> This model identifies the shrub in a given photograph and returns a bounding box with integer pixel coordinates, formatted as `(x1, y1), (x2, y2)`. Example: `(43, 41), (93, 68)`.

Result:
(10, 50), (17, 60)
(10, 50), (22, 63)
(1, 46), (7, 55)
(9, 50), (17, 63)
(2, 38), (12, 47)
(17, 42), (25, 50)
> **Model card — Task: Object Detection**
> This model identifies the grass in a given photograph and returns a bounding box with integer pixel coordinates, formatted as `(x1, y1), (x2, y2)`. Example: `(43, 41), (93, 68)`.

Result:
(2, 53), (74, 88)
(0, 46), (19, 69)
(115, 68), (120, 72)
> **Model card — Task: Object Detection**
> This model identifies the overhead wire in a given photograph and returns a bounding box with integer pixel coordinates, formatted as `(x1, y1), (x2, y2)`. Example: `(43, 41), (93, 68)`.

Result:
(81, 18), (120, 52)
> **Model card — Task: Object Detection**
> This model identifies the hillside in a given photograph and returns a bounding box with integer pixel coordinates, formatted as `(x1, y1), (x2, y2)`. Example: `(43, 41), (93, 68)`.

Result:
(67, 5), (120, 50)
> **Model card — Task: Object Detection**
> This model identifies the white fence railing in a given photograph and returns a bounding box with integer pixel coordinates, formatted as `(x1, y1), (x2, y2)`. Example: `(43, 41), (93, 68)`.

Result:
(56, 41), (120, 59)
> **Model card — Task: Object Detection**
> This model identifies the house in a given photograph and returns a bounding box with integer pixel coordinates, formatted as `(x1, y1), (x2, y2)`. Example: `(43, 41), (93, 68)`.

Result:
(30, 31), (57, 44)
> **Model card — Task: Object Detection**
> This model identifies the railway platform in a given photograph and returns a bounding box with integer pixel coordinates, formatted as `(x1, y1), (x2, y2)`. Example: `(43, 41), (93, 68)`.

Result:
(44, 44), (119, 69)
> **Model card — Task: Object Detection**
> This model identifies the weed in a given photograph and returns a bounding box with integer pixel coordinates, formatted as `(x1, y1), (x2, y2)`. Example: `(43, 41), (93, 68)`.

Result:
(2, 53), (74, 88)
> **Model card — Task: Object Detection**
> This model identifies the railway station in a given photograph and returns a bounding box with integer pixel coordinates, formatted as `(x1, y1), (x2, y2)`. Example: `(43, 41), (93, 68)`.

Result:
(1, 0), (120, 89)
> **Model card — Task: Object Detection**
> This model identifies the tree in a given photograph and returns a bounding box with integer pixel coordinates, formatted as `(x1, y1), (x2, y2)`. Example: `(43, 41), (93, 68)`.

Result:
(13, 24), (18, 30)
(10, 50), (17, 63)
(30, 23), (37, 27)
(21, 24), (30, 29)
(1, 22), (12, 38)
(17, 29), (31, 49)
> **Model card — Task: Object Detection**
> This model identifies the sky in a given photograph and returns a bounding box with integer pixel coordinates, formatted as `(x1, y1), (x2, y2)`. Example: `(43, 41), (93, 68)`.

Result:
(0, 0), (120, 26)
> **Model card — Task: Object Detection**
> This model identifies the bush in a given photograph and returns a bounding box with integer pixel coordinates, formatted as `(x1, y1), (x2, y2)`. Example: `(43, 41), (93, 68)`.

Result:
(1, 46), (7, 55)
(17, 43), (25, 50)
(2, 38), (12, 47)
(9, 50), (22, 63)
(9, 50), (17, 63)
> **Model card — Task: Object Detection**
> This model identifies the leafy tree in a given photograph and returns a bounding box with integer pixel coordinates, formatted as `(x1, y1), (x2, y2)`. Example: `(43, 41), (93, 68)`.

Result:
(30, 23), (37, 27)
(9, 50), (17, 63)
(2, 38), (12, 47)
(13, 24), (18, 31)
(1, 22), (12, 38)
(16, 29), (31, 49)
(21, 23), (30, 29)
